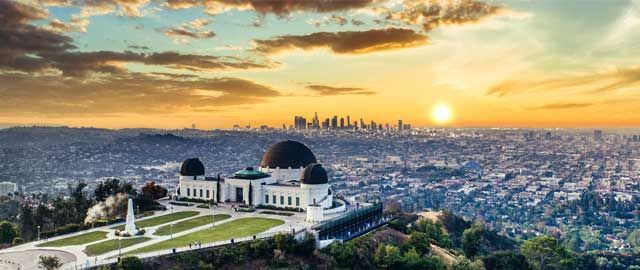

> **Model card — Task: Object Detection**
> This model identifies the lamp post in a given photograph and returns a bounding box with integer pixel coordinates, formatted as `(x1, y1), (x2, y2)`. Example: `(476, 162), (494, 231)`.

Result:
(37, 225), (40, 241)
(211, 202), (215, 228)
(118, 237), (122, 257)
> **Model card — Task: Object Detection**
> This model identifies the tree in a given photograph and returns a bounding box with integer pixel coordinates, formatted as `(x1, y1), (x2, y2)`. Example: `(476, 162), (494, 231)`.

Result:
(12, 237), (23, 245)
(407, 231), (431, 255)
(141, 182), (168, 200)
(521, 236), (575, 270)
(374, 244), (403, 269)
(295, 232), (316, 256)
(94, 179), (134, 202)
(118, 256), (143, 270)
(452, 259), (486, 270)
(0, 221), (18, 244)
(462, 224), (485, 258)
(627, 229), (640, 248)
(19, 204), (35, 240)
(482, 251), (530, 270)
(38, 255), (62, 270)
(413, 218), (452, 248)
(273, 233), (296, 253)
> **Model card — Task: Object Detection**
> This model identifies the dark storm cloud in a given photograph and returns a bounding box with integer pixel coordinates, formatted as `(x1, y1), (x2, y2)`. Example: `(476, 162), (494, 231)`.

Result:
(0, 73), (281, 115)
(0, 1), (270, 76)
(254, 28), (428, 54)
(164, 0), (376, 16)
(306, 85), (375, 96)
(0, 0), (49, 25)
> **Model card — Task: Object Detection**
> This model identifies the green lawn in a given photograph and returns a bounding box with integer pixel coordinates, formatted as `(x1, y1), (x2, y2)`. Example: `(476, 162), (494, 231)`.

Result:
(84, 237), (151, 256)
(111, 211), (199, 230)
(154, 214), (231, 236)
(126, 217), (284, 255)
(37, 231), (108, 247)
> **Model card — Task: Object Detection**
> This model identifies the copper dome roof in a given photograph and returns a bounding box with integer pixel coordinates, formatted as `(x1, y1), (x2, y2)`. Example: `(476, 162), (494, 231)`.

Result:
(180, 158), (205, 176)
(260, 140), (317, 169)
(300, 163), (328, 185)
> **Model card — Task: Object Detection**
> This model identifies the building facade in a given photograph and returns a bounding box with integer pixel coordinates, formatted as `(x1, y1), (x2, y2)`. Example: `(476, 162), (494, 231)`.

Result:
(177, 140), (333, 213)
(0, 181), (17, 196)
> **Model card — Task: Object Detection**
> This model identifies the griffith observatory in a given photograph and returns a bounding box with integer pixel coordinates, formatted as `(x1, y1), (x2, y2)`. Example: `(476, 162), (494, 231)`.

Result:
(177, 140), (338, 222)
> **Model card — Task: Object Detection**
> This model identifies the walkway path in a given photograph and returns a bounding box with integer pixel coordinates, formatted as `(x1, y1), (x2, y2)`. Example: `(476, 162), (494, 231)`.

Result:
(0, 202), (307, 270)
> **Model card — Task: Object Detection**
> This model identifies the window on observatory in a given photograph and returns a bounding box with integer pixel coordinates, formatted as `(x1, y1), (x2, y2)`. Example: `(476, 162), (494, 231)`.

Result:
(206, 190), (210, 198)
(296, 197), (300, 206)
(200, 189), (203, 197)
(273, 195), (276, 204)
(265, 194), (269, 203)
(187, 188), (190, 196)
(280, 196), (284, 205)
(288, 196), (292, 205)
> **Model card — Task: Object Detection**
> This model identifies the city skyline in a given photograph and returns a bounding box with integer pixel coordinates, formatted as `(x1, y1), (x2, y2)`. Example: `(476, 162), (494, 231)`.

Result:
(2, 0), (640, 129)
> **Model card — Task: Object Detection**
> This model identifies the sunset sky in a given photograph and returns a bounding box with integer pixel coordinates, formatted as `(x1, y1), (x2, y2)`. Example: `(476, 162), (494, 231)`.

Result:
(2, 0), (640, 129)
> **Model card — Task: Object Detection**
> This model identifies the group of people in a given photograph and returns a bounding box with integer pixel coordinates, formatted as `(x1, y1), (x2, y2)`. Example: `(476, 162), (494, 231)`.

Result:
(188, 241), (202, 249)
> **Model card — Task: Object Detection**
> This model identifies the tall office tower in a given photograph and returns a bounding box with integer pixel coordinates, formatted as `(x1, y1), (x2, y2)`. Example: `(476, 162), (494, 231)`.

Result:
(379, 124), (383, 130)
(398, 120), (403, 131)
(312, 112), (320, 129)
(340, 117), (344, 129)
(347, 115), (351, 128)
(404, 124), (411, 130)
(294, 116), (306, 130)
(594, 129), (603, 141)
(331, 116), (338, 129)
(360, 118), (365, 129)
(322, 119), (330, 129)
(370, 120), (376, 130)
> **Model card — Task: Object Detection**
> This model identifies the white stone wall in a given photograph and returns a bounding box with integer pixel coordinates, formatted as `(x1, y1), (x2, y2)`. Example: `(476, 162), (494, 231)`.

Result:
(258, 167), (304, 181)
(301, 183), (332, 209)
(262, 185), (303, 208)
(179, 176), (217, 201)
(306, 205), (324, 223)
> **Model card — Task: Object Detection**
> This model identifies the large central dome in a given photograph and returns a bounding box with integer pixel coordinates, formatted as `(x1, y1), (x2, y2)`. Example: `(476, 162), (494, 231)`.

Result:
(260, 140), (317, 169)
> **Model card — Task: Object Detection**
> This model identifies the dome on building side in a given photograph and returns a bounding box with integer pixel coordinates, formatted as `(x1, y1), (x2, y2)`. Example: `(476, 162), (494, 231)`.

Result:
(260, 140), (317, 169)
(180, 158), (205, 176)
(300, 163), (328, 185)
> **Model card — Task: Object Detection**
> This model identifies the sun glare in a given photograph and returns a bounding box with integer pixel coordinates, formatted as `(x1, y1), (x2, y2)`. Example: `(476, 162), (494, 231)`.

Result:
(432, 104), (453, 124)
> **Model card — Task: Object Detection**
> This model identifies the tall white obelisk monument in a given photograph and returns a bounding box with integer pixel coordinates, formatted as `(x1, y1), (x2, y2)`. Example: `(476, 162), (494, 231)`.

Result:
(124, 197), (137, 235)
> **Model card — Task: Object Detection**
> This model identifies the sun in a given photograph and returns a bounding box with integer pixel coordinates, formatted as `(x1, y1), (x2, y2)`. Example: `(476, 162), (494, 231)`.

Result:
(431, 104), (454, 124)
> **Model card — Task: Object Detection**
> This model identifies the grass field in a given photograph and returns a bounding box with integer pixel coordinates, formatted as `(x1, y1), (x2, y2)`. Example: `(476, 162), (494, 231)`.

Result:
(126, 217), (284, 255)
(111, 211), (199, 230)
(153, 214), (231, 236)
(37, 231), (108, 247)
(84, 237), (151, 256)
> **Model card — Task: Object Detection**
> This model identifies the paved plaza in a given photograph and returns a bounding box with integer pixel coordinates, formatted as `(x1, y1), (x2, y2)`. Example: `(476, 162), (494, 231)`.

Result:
(0, 201), (308, 270)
